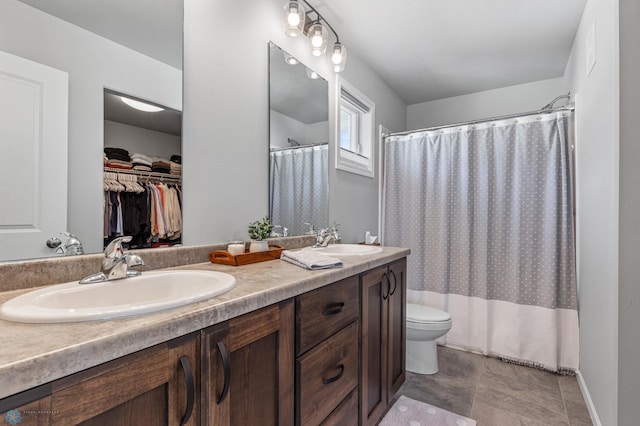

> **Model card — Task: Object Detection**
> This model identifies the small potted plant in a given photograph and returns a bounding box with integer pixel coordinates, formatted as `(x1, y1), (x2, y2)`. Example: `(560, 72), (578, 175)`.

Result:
(248, 216), (273, 253)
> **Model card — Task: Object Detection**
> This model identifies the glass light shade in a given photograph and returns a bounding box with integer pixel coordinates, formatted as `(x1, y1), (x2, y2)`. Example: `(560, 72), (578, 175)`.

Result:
(120, 96), (164, 112)
(283, 1), (306, 37)
(307, 23), (328, 56)
(331, 42), (347, 73)
(306, 68), (320, 79)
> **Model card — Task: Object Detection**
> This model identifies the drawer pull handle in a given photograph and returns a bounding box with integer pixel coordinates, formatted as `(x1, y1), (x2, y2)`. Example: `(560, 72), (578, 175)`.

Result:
(382, 272), (391, 300)
(389, 269), (398, 296)
(322, 364), (345, 385)
(323, 302), (345, 316)
(216, 341), (230, 404)
(179, 356), (195, 426)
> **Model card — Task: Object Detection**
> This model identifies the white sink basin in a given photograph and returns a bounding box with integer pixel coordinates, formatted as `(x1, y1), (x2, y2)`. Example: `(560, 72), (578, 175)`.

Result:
(313, 244), (383, 257)
(0, 270), (236, 323)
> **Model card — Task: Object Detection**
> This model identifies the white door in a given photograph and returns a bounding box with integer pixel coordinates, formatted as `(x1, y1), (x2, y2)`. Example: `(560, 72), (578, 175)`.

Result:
(0, 50), (68, 261)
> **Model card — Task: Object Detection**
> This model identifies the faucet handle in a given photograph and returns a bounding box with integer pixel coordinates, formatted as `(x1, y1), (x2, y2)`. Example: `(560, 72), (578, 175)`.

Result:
(104, 236), (132, 259)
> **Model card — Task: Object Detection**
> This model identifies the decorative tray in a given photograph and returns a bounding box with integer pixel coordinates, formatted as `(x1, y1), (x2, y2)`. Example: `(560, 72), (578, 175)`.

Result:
(209, 245), (285, 266)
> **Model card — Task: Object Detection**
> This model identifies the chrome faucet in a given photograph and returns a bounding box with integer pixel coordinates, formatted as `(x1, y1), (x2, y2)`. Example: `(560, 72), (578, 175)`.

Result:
(313, 225), (342, 248)
(79, 236), (144, 284)
(47, 232), (84, 256)
(270, 225), (289, 238)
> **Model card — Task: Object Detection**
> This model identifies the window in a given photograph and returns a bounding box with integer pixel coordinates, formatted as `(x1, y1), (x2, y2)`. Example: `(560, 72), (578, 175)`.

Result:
(336, 77), (375, 178)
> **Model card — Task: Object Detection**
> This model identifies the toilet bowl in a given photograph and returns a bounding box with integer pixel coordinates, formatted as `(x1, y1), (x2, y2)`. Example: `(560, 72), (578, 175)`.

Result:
(406, 303), (452, 375)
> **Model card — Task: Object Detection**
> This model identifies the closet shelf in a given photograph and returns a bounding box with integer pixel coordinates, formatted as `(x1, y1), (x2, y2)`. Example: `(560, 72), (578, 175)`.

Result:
(103, 167), (182, 182)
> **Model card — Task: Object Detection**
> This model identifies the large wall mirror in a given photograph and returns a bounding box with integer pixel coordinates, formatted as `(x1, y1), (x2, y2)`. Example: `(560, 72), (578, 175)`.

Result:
(0, 0), (182, 262)
(268, 42), (329, 236)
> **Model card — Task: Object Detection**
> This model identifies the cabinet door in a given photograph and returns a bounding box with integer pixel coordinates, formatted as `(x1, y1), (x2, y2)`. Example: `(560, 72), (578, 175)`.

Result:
(202, 300), (294, 426)
(0, 334), (200, 426)
(360, 265), (389, 425)
(387, 258), (407, 397)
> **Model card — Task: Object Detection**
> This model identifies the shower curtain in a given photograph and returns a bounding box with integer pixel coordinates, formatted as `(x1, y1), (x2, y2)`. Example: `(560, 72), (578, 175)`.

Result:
(382, 111), (578, 372)
(270, 144), (329, 236)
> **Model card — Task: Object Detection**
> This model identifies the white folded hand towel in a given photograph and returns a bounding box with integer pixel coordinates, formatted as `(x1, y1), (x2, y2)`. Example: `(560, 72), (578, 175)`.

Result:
(281, 248), (343, 270)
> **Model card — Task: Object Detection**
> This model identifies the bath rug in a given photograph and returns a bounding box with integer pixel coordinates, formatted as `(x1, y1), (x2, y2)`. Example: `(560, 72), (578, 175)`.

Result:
(379, 395), (476, 426)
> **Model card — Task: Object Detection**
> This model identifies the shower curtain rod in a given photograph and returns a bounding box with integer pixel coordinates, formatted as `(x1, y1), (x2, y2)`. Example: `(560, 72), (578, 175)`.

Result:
(384, 95), (574, 139)
(270, 142), (328, 152)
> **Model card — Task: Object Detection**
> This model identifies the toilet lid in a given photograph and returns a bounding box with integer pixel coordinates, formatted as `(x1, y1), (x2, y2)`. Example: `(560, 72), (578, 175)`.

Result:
(407, 303), (451, 323)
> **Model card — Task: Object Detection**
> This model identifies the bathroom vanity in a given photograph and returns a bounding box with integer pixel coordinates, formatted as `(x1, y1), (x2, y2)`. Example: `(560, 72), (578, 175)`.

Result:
(0, 246), (408, 425)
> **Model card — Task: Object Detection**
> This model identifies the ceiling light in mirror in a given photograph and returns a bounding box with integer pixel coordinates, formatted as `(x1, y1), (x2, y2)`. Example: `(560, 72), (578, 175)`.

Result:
(306, 68), (320, 79)
(284, 52), (299, 65)
(283, 0), (306, 37)
(120, 96), (165, 112)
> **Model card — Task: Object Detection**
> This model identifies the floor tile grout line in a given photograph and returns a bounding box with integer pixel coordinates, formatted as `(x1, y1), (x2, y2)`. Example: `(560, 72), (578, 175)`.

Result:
(468, 353), (486, 418)
(557, 375), (573, 425)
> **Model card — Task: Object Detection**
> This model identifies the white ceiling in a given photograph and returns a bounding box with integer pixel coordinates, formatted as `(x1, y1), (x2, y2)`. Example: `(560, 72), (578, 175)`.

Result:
(317, 0), (587, 104)
(19, 0), (588, 107)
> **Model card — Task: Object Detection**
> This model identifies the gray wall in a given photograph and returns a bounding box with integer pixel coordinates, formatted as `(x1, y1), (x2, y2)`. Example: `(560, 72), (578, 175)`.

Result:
(183, 0), (406, 245)
(618, 0), (640, 423)
(104, 120), (181, 159)
(407, 78), (563, 130)
(563, 0), (619, 424)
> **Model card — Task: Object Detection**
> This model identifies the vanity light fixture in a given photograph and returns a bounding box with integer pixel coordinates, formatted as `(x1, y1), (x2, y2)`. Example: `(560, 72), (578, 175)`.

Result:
(281, 0), (347, 73)
(120, 96), (164, 112)
(283, 0), (306, 37)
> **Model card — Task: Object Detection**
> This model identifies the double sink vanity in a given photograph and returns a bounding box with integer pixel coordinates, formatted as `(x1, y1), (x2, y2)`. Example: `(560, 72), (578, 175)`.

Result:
(0, 241), (409, 425)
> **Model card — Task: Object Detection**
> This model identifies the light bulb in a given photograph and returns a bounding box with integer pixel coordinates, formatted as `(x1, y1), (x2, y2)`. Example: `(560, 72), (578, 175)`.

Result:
(120, 96), (164, 112)
(330, 42), (347, 73)
(287, 11), (300, 26)
(282, 1), (306, 37)
(307, 23), (327, 56)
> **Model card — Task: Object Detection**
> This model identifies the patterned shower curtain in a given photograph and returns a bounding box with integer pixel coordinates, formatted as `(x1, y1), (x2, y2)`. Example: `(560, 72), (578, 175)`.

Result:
(270, 144), (329, 236)
(382, 111), (578, 372)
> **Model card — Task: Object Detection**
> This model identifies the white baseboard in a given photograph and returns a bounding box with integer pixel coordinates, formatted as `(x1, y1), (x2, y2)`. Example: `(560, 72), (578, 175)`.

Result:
(576, 370), (601, 426)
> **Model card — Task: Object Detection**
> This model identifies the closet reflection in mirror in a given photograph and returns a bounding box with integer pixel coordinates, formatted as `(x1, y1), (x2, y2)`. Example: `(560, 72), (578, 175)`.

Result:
(269, 43), (329, 236)
(0, 0), (182, 261)
(103, 90), (182, 250)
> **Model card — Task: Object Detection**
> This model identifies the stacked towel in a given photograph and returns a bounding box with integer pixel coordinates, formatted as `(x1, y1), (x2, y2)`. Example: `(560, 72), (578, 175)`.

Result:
(130, 152), (153, 172)
(104, 147), (132, 169)
(170, 161), (182, 175)
(151, 157), (171, 174)
(281, 248), (343, 270)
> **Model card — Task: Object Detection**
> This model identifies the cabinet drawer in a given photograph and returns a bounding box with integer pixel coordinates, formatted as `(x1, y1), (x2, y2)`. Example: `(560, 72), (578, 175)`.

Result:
(296, 276), (359, 355)
(297, 321), (359, 426)
(320, 388), (358, 426)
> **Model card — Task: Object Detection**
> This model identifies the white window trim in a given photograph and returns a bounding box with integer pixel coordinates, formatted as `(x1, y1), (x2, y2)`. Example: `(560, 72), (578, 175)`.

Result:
(335, 76), (375, 178)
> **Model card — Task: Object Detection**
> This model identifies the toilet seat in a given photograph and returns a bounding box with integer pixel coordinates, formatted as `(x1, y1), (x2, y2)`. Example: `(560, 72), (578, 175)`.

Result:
(407, 303), (451, 323)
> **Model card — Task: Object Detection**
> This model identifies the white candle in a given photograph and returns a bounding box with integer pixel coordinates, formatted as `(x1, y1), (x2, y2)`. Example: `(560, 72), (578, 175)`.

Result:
(227, 242), (245, 256)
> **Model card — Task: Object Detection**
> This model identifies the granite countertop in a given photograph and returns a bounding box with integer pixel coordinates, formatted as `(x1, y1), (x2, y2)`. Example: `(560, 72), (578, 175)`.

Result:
(0, 246), (409, 400)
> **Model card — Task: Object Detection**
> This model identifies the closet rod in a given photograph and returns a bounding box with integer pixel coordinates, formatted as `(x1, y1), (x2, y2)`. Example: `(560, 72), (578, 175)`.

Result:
(384, 100), (574, 139)
(104, 167), (182, 182)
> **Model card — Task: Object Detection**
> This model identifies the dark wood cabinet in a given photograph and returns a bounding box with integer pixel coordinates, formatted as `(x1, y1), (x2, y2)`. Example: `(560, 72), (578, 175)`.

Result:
(201, 300), (295, 426)
(0, 333), (200, 426)
(360, 258), (406, 425)
(295, 276), (360, 426)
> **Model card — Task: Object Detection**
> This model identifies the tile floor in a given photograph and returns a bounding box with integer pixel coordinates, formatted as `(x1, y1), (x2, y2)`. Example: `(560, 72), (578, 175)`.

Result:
(395, 346), (593, 425)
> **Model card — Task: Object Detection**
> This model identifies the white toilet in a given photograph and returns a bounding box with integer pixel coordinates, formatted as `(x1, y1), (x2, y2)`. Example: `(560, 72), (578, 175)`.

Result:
(406, 303), (452, 374)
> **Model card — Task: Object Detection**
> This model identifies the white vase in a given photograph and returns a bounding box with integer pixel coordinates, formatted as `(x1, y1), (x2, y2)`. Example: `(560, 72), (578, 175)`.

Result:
(249, 240), (269, 253)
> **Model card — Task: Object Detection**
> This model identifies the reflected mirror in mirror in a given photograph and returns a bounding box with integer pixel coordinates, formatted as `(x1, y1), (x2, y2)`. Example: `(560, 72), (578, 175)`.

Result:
(0, 0), (182, 262)
(103, 89), (182, 251)
(269, 42), (329, 237)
